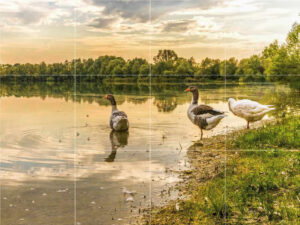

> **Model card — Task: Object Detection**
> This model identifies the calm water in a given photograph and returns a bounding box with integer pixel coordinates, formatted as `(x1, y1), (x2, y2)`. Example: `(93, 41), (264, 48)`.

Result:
(0, 81), (298, 224)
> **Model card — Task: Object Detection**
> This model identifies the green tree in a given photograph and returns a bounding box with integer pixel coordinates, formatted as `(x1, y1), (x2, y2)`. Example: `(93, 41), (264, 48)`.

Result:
(153, 49), (178, 63)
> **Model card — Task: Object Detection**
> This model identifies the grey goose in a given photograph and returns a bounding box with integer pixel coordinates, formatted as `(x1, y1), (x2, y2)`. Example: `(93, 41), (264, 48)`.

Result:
(185, 86), (226, 140)
(104, 94), (129, 131)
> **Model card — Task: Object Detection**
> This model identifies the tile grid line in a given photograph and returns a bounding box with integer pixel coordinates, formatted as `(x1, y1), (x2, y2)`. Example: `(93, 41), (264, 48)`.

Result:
(73, 3), (77, 225)
(224, 46), (227, 224)
(149, 0), (152, 224)
(0, 21), (2, 225)
(1, 74), (300, 77)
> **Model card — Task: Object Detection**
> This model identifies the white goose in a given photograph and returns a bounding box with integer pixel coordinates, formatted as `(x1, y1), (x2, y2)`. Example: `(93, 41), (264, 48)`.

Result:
(228, 98), (275, 129)
(185, 86), (226, 140)
(104, 94), (129, 131)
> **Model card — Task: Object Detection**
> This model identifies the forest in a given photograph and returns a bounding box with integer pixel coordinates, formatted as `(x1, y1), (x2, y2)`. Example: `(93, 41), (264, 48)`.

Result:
(0, 23), (299, 83)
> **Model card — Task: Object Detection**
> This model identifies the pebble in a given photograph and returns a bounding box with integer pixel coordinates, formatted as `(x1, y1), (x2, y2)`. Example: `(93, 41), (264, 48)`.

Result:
(175, 203), (180, 211)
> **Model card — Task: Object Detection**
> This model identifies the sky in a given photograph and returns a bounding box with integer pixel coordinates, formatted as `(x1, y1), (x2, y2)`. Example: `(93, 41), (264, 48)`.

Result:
(0, 0), (299, 64)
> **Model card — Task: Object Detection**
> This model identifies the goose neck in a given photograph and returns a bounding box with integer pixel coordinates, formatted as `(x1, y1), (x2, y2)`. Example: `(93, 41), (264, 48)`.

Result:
(191, 90), (198, 104)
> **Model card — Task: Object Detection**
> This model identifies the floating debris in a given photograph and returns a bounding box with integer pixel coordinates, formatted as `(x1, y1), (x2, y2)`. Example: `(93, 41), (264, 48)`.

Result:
(87, 137), (90, 141)
(32, 200), (35, 204)
(25, 209), (29, 212)
(90, 201), (96, 205)
(9, 204), (13, 207)
(3, 197), (7, 200)
(86, 114), (89, 118)
(57, 188), (68, 193)
(100, 187), (104, 190)
(42, 193), (47, 196)
(122, 188), (136, 196)
(76, 132), (80, 136)
(126, 196), (134, 202)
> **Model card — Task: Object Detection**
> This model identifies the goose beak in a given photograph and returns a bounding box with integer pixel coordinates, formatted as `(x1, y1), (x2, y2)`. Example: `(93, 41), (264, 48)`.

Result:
(184, 88), (190, 92)
(103, 95), (108, 99)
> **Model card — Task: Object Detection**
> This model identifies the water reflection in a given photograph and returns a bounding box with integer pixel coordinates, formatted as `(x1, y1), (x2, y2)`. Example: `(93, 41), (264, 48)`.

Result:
(105, 131), (129, 162)
(154, 97), (178, 112)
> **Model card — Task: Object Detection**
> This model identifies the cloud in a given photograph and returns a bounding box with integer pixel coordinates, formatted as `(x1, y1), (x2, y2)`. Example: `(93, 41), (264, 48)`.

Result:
(162, 20), (197, 33)
(89, 17), (119, 29)
(86, 0), (224, 22)
(16, 8), (47, 25)
(0, 7), (47, 26)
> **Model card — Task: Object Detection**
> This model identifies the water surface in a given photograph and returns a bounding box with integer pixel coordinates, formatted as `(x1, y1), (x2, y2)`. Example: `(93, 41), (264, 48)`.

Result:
(0, 81), (297, 224)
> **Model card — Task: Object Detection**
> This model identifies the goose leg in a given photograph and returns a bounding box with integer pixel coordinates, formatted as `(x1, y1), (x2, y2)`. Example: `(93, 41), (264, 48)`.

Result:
(200, 129), (203, 140)
(247, 121), (249, 129)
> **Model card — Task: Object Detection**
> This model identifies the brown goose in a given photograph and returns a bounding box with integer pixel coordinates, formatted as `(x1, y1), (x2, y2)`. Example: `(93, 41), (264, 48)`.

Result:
(185, 86), (226, 140)
(104, 94), (129, 131)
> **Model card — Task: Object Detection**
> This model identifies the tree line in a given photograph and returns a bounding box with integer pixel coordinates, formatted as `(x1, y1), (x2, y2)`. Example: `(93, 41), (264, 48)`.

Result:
(0, 23), (299, 83)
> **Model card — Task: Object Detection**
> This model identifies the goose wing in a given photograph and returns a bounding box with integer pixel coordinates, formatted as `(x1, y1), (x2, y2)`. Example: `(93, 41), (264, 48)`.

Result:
(112, 111), (128, 118)
(233, 100), (272, 116)
(191, 104), (223, 116)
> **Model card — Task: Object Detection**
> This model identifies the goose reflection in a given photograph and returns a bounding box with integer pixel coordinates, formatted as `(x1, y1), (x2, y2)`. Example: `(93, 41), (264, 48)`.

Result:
(105, 130), (129, 162)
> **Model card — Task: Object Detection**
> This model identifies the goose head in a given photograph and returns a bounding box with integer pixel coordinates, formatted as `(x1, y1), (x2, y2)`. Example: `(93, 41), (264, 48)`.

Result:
(184, 86), (197, 93)
(104, 94), (116, 105)
(228, 98), (235, 111)
(184, 86), (198, 104)
(228, 98), (235, 104)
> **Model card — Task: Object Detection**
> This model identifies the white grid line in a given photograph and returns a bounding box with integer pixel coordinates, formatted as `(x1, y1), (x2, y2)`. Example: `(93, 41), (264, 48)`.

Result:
(0, 17), (2, 225)
(73, 3), (77, 225)
(149, 0), (152, 223)
(224, 46), (227, 225)
(1, 74), (300, 77)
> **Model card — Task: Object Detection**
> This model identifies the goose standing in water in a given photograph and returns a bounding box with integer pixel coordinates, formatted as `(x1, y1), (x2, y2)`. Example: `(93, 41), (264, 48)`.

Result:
(228, 98), (275, 129)
(104, 94), (129, 131)
(185, 86), (226, 140)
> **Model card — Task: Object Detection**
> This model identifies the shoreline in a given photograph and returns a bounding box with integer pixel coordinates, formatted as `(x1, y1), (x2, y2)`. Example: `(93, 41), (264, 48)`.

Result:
(141, 117), (299, 224)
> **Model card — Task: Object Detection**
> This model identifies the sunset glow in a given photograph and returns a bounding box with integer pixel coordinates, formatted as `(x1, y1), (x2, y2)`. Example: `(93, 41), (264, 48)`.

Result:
(0, 0), (299, 63)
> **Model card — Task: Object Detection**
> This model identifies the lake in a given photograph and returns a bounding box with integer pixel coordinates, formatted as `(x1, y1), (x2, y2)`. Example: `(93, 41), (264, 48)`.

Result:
(0, 81), (298, 224)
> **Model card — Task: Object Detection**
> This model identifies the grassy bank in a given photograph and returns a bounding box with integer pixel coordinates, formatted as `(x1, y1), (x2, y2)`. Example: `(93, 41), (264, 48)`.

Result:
(147, 116), (300, 224)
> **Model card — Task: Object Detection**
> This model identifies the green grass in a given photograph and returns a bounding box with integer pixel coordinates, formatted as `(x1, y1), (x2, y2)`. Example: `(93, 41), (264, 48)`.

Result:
(234, 116), (300, 149)
(149, 116), (300, 225)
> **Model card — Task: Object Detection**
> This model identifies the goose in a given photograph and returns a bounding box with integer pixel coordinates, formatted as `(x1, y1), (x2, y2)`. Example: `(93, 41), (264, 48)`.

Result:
(228, 98), (275, 129)
(185, 86), (226, 140)
(104, 94), (129, 131)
